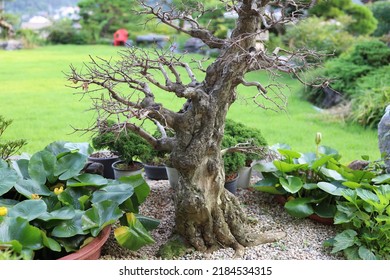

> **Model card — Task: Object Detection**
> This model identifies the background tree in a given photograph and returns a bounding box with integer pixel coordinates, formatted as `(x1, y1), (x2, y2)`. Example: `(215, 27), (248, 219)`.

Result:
(78, 0), (144, 42)
(370, 1), (390, 37)
(0, 0), (15, 38)
(309, 0), (378, 36)
(68, 0), (323, 256)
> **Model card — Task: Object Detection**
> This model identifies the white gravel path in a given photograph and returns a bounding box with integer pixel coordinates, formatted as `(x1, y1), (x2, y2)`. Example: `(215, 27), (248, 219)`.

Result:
(100, 178), (344, 260)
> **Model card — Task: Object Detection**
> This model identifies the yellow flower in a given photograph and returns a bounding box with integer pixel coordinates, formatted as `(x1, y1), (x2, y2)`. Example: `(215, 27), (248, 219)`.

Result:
(54, 186), (64, 195)
(31, 194), (41, 200)
(0, 207), (7, 216)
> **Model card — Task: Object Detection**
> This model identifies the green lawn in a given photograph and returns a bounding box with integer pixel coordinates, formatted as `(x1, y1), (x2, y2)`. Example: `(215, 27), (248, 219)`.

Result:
(0, 45), (380, 163)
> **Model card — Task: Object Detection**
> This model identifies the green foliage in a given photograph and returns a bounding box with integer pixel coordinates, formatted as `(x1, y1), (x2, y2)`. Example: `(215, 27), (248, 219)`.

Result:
(16, 29), (44, 48)
(371, 1), (390, 37)
(222, 135), (246, 177)
(349, 40), (390, 67)
(349, 66), (390, 128)
(327, 184), (390, 260)
(253, 143), (345, 219)
(303, 39), (390, 108)
(92, 122), (151, 165)
(282, 16), (355, 57)
(309, 0), (378, 35)
(0, 141), (157, 259)
(157, 235), (189, 259)
(0, 116), (27, 160)
(224, 119), (268, 164)
(47, 19), (90, 45)
(78, 0), (144, 42)
(344, 4), (377, 36)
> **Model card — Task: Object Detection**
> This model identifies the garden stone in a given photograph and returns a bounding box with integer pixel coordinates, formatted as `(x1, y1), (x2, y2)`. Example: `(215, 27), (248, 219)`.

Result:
(4, 40), (23, 51)
(378, 105), (390, 172)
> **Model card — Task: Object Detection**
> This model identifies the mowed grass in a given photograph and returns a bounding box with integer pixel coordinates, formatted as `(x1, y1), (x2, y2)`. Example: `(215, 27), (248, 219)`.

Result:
(0, 45), (380, 163)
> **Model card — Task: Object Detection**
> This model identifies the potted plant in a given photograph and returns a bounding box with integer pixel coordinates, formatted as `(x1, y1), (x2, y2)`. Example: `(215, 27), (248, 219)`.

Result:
(0, 141), (159, 260)
(222, 135), (246, 194)
(224, 119), (268, 188)
(91, 122), (150, 179)
(138, 129), (170, 180)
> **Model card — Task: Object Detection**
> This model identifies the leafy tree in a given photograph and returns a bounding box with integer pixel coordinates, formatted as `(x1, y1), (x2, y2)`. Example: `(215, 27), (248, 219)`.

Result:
(309, 0), (378, 35)
(68, 0), (324, 256)
(78, 0), (144, 42)
(371, 1), (390, 37)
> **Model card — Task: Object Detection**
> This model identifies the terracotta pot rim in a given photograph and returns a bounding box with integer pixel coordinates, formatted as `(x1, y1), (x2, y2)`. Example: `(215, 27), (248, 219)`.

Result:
(58, 226), (111, 260)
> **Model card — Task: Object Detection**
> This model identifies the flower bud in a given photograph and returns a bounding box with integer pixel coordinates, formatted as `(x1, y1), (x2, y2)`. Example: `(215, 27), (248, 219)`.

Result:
(0, 206), (8, 216)
(315, 132), (322, 145)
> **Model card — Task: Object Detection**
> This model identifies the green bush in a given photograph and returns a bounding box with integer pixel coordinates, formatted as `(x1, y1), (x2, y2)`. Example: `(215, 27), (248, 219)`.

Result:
(349, 65), (390, 128)
(92, 122), (151, 165)
(224, 119), (268, 165)
(303, 40), (390, 108)
(349, 40), (390, 67)
(370, 1), (390, 37)
(282, 16), (355, 57)
(48, 19), (90, 45)
(222, 135), (246, 177)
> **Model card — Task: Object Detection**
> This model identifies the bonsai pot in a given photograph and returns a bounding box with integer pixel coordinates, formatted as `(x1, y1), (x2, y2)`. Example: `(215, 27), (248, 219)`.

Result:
(112, 160), (144, 179)
(237, 166), (253, 188)
(166, 166), (179, 188)
(144, 163), (168, 180)
(58, 226), (111, 260)
(88, 151), (119, 179)
(224, 173), (239, 195)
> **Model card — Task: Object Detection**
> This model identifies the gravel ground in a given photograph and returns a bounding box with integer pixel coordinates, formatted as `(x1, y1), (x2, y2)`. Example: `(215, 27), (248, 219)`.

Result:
(100, 177), (344, 260)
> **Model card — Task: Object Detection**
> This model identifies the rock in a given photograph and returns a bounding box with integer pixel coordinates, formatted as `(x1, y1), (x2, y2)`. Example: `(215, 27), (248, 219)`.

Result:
(0, 39), (23, 50)
(378, 105), (390, 172)
(348, 160), (369, 170)
(83, 162), (104, 176)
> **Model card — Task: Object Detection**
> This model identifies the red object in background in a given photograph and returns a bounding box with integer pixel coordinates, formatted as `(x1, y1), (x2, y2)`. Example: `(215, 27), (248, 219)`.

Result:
(113, 29), (129, 46)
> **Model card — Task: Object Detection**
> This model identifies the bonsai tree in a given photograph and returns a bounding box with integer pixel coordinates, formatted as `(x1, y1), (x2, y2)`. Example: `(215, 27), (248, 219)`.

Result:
(224, 119), (268, 167)
(92, 121), (150, 171)
(68, 0), (326, 256)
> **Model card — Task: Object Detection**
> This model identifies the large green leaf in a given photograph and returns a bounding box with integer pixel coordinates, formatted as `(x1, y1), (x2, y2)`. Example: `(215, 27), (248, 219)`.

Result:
(331, 229), (357, 253)
(28, 150), (57, 185)
(297, 152), (316, 165)
(0, 160), (18, 196)
(55, 152), (87, 180)
(41, 231), (61, 252)
(313, 202), (336, 218)
(0, 217), (43, 250)
(274, 161), (308, 173)
(114, 213), (154, 251)
(372, 174), (390, 184)
(119, 174), (150, 205)
(317, 182), (345, 196)
(64, 142), (93, 157)
(38, 206), (76, 221)
(278, 149), (302, 160)
(311, 154), (334, 169)
(51, 210), (86, 238)
(319, 168), (345, 181)
(91, 183), (134, 205)
(284, 197), (314, 218)
(356, 188), (379, 203)
(8, 200), (47, 221)
(253, 174), (285, 194)
(135, 214), (160, 231)
(82, 201), (122, 236)
(280, 176), (303, 194)
(358, 246), (377, 260)
(252, 161), (278, 173)
(11, 158), (30, 179)
(58, 187), (91, 210)
(67, 173), (108, 187)
(14, 179), (51, 198)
